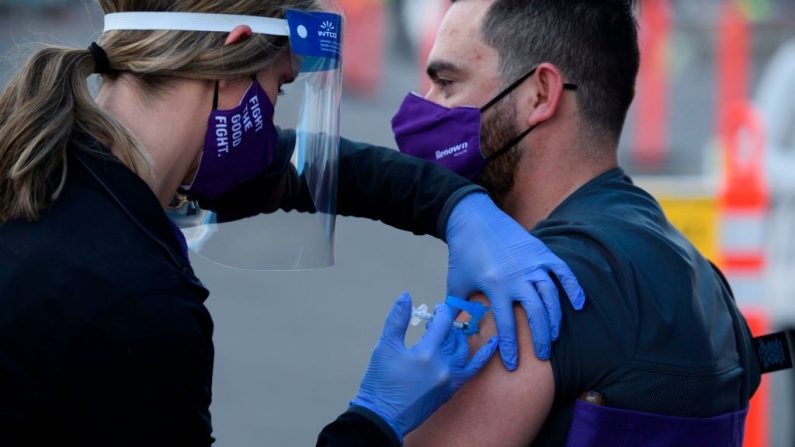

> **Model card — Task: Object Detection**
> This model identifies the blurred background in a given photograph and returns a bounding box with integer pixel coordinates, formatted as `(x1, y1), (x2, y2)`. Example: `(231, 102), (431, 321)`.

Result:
(1, 0), (794, 445)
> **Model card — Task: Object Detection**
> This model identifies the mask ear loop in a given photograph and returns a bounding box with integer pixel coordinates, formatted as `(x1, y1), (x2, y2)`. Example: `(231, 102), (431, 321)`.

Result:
(212, 75), (259, 111)
(481, 67), (538, 113)
(480, 66), (579, 162)
(481, 66), (578, 113)
(212, 81), (220, 110)
(485, 125), (537, 162)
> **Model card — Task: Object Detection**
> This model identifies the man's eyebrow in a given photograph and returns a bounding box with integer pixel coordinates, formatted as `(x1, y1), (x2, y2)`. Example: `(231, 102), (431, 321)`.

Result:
(426, 60), (462, 80)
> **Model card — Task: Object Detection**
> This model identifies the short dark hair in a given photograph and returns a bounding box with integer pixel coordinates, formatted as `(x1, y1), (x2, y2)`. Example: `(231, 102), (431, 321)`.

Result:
(456, 0), (640, 139)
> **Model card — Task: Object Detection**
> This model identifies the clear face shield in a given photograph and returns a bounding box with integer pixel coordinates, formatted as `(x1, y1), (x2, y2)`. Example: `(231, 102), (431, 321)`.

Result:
(102, 10), (343, 271)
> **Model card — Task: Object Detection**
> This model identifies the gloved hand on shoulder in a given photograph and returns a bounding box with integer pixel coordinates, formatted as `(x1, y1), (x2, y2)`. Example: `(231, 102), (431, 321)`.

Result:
(446, 192), (586, 369)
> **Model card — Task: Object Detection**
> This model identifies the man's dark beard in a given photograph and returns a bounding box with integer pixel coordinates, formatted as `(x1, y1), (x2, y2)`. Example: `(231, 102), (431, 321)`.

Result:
(474, 98), (524, 209)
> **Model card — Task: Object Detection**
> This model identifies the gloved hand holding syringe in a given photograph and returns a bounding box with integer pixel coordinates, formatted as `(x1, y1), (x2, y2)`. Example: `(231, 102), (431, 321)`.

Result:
(411, 303), (469, 330)
(351, 293), (499, 441)
(411, 296), (491, 336)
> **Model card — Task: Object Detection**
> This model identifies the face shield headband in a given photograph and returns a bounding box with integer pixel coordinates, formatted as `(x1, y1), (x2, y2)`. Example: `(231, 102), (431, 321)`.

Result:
(103, 11), (292, 36)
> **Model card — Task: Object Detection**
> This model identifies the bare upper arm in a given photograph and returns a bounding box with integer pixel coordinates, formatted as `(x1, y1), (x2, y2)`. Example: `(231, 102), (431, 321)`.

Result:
(405, 293), (555, 447)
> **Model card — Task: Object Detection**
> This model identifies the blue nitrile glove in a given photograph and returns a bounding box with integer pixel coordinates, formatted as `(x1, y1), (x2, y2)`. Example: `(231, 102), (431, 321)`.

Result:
(351, 293), (499, 441)
(446, 192), (586, 369)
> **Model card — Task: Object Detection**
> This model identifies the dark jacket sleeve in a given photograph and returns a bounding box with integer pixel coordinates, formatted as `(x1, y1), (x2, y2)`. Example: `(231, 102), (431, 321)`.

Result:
(317, 408), (401, 447)
(203, 129), (485, 240)
(57, 293), (215, 447)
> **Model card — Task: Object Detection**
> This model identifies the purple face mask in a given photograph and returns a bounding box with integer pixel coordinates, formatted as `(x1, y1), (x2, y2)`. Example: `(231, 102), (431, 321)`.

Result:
(183, 79), (278, 201)
(392, 93), (485, 179)
(391, 67), (577, 179)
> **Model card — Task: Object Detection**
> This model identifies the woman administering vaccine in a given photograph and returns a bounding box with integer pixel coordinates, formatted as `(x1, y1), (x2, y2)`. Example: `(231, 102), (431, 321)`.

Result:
(0, 0), (585, 445)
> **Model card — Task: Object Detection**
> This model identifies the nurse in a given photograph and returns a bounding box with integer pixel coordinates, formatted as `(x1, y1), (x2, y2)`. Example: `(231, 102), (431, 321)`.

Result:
(0, 1), (583, 445)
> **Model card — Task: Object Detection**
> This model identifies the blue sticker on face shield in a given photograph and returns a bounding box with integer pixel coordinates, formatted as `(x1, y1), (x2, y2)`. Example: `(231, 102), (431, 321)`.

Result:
(286, 10), (342, 72)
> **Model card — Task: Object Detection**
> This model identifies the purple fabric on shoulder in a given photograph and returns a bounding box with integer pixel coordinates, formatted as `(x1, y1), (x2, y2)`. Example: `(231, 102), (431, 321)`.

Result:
(566, 400), (747, 447)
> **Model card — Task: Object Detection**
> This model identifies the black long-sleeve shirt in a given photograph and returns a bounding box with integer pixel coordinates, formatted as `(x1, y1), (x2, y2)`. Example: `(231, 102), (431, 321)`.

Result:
(0, 132), (481, 446)
(198, 128), (482, 240)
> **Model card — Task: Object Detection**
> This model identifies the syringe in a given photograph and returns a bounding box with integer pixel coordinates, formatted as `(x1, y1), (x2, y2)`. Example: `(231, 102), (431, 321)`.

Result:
(411, 304), (469, 331)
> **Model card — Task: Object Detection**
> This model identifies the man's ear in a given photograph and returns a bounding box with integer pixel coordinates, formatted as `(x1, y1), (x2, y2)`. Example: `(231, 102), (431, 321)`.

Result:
(526, 63), (566, 128)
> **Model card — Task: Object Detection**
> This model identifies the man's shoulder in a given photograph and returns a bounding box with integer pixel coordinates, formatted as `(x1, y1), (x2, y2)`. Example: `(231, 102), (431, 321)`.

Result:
(530, 174), (730, 343)
(531, 209), (640, 303)
(532, 174), (697, 287)
(530, 174), (751, 419)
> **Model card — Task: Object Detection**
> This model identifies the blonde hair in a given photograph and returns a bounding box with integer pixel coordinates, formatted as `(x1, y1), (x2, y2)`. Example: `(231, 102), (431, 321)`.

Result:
(0, 0), (320, 222)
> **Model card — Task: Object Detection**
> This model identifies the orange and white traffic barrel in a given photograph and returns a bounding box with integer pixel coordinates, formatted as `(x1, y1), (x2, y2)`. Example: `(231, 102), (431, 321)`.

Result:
(719, 102), (768, 307)
(718, 101), (770, 447)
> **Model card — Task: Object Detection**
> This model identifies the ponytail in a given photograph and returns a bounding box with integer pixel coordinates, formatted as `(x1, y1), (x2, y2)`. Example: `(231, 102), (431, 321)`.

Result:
(0, 46), (149, 222)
